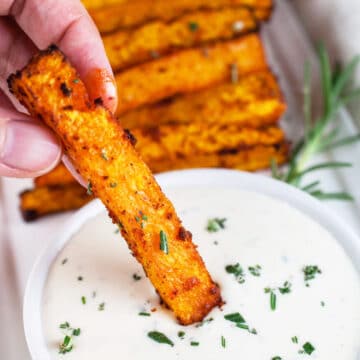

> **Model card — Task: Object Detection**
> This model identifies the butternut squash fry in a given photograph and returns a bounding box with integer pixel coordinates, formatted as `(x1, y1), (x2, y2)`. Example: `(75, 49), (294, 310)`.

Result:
(8, 45), (222, 325)
(20, 184), (91, 221)
(90, 0), (272, 33)
(115, 35), (268, 115)
(34, 163), (77, 187)
(120, 71), (285, 129)
(104, 7), (257, 71)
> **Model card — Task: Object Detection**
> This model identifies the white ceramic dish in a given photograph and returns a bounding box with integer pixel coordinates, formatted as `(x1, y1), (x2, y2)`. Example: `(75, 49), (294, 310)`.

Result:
(23, 169), (360, 359)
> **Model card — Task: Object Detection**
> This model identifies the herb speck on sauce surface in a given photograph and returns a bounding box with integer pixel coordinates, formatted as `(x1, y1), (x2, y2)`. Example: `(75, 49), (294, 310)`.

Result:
(42, 188), (360, 359)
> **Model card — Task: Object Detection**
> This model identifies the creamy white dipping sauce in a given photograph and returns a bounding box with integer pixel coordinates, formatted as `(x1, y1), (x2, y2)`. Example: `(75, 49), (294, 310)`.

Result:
(43, 187), (360, 360)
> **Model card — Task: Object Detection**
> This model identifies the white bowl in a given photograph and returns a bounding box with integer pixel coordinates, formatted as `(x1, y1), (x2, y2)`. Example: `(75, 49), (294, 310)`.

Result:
(23, 169), (360, 359)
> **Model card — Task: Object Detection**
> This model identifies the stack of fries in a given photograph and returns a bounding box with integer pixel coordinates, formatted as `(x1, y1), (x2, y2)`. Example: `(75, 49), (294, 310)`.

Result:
(20, 0), (288, 221)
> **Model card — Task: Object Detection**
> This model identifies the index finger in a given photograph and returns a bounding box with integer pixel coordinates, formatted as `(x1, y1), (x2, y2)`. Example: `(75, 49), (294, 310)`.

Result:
(1, 0), (117, 112)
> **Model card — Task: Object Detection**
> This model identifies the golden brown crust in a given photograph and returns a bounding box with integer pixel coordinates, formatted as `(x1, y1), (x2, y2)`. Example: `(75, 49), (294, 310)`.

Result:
(133, 124), (285, 164)
(90, 0), (272, 34)
(148, 142), (289, 173)
(104, 7), (257, 71)
(119, 70), (285, 129)
(115, 35), (268, 115)
(8, 45), (222, 325)
(20, 184), (91, 221)
(34, 163), (77, 187)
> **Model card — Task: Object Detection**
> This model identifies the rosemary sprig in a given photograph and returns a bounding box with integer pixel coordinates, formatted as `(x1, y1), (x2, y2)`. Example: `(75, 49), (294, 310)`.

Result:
(272, 45), (360, 200)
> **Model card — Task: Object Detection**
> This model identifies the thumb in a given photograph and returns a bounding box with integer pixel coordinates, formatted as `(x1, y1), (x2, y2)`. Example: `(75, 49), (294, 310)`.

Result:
(0, 118), (62, 178)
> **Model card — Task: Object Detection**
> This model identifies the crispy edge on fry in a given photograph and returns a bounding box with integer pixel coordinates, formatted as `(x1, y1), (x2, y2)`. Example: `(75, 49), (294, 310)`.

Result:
(90, 0), (272, 33)
(115, 34), (268, 115)
(8, 45), (222, 325)
(104, 7), (257, 71)
(34, 163), (77, 187)
(119, 71), (285, 129)
(148, 142), (289, 173)
(133, 124), (285, 162)
(20, 183), (91, 222)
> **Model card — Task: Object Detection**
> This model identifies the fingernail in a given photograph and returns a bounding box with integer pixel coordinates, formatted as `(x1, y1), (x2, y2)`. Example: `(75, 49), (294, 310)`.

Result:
(84, 68), (118, 113)
(0, 120), (61, 173)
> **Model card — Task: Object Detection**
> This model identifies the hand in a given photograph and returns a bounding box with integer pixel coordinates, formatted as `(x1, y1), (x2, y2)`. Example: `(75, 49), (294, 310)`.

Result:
(0, 0), (117, 178)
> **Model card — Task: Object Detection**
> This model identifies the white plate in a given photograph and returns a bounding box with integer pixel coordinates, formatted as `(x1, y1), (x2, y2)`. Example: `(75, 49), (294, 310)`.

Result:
(23, 169), (360, 359)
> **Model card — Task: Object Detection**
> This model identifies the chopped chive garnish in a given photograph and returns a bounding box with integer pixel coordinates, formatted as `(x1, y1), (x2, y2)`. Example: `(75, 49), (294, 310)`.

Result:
(59, 322), (70, 329)
(278, 281), (292, 294)
(61, 258), (68, 265)
(303, 265), (322, 285)
(206, 218), (227, 232)
(320, 301), (325, 307)
(72, 328), (81, 336)
(188, 21), (199, 32)
(230, 63), (238, 84)
(271, 357), (282, 360)
(292, 336), (298, 344)
(302, 342), (315, 355)
(87, 181), (93, 195)
(190, 341), (199, 346)
(110, 182), (117, 188)
(59, 335), (72, 354)
(73, 78), (80, 84)
(133, 273), (142, 281)
(221, 335), (226, 348)
(138, 312), (151, 316)
(142, 214), (148, 221)
(58, 322), (80, 354)
(248, 264), (261, 276)
(135, 216), (141, 222)
(224, 312), (245, 324)
(224, 312), (256, 335)
(178, 331), (185, 339)
(147, 331), (174, 346)
(100, 148), (108, 160)
(236, 323), (249, 330)
(98, 302), (105, 311)
(270, 291), (277, 310)
(159, 230), (169, 254)
(81, 296), (86, 305)
(225, 263), (245, 284)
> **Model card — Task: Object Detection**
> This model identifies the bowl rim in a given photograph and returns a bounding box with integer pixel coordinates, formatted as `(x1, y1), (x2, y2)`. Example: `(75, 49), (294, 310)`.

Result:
(23, 168), (360, 359)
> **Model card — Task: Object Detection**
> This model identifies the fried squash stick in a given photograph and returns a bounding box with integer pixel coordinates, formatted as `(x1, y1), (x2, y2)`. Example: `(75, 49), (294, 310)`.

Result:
(8, 45), (222, 325)
(20, 184), (92, 221)
(115, 34), (268, 115)
(103, 7), (258, 71)
(120, 71), (285, 129)
(90, 0), (272, 34)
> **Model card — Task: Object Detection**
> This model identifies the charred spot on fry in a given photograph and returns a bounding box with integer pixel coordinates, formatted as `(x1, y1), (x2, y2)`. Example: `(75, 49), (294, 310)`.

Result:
(60, 82), (72, 97)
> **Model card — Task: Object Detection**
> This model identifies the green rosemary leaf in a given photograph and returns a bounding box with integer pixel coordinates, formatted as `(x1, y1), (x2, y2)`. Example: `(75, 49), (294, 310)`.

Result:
(318, 43), (333, 116)
(303, 60), (312, 142)
(296, 161), (352, 178)
(310, 191), (354, 201)
(332, 55), (360, 100)
(301, 180), (321, 192)
(320, 134), (360, 152)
